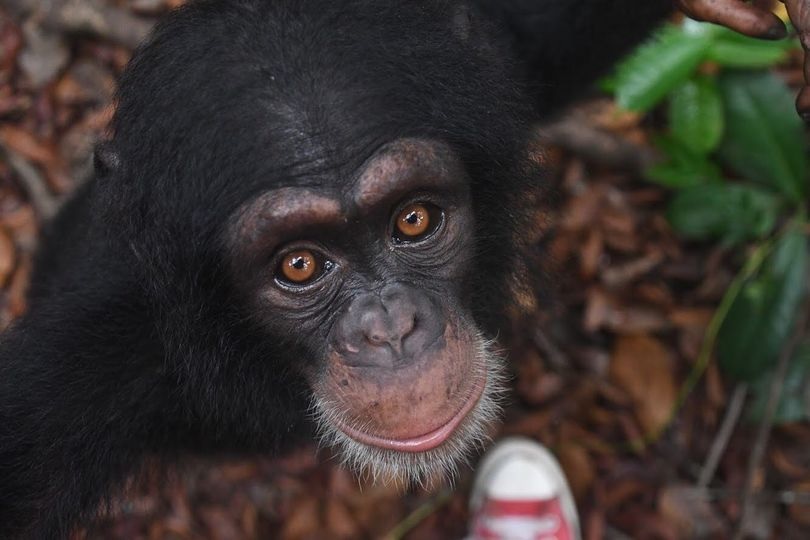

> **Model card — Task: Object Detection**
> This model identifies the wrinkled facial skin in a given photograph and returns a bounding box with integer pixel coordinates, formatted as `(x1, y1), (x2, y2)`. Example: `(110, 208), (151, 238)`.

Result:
(228, 139), (505, 483)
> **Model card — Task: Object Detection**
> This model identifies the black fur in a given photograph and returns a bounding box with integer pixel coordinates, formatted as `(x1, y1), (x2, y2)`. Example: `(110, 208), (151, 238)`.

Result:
(0, 1), (670, 538)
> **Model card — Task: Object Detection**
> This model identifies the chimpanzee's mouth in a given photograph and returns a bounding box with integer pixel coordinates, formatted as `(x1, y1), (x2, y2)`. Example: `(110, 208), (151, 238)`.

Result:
(334, 369), (487, 453)
(312, 332), (505, 485)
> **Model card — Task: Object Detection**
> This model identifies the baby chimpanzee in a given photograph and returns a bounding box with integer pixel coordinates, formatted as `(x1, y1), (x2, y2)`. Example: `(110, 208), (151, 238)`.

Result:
(0, 0), (789, 538)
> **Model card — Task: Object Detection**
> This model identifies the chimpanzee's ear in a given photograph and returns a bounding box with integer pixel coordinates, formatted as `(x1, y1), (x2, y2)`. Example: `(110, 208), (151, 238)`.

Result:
(93, 142), (121, 178)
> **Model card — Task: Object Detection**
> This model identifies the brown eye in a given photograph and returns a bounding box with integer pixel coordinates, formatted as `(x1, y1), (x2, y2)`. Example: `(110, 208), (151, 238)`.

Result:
(393, 203), (443, 243)
(278, 250), (319, 284)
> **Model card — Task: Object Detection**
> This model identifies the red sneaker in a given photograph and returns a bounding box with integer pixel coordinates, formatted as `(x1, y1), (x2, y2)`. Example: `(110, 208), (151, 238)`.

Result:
(468, 438), (580, 540)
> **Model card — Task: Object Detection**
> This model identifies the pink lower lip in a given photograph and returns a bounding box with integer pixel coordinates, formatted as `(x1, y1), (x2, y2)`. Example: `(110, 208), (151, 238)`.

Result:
(335, 371), (487, 453)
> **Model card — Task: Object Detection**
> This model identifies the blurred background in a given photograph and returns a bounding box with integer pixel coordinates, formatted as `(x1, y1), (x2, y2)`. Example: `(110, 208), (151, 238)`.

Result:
(0, 1), (809, 538)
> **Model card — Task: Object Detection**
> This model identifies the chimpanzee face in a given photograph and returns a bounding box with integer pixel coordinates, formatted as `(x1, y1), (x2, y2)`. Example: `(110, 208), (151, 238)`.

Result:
(227, 138), (506, 483)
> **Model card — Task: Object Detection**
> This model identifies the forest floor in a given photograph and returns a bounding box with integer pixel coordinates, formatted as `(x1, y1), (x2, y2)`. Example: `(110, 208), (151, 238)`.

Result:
(1, 2), (809, 539)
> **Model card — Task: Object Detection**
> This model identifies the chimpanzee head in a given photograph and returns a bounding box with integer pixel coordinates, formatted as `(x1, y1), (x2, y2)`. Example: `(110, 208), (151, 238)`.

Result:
(224, 137), (512, 482)
(102, 0), (539, 484)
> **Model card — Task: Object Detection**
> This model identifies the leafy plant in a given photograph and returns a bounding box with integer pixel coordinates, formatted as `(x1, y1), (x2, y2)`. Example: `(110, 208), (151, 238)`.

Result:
(716, 227), (808, 382)
(606, 19), (809, 421)
(749, 342), (810, 423)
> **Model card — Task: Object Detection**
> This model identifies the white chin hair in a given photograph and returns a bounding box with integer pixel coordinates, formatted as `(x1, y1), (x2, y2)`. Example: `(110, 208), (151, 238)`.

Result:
(310, 334), (508, 488)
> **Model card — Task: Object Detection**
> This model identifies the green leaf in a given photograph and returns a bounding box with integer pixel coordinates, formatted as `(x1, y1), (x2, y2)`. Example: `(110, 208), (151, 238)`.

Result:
(708, 26), (795, 68)
(599, 74), (617, 93)
(717, 229), (809, 382)
(646, 135), (722, 188)
(719, 71), (808, 202)
(666, 183), (779, 243)
(646, 160), (721, 189)
(749, 343), (810, 424)
(669, 76), (724, 154)
(613, 24), (711, 112)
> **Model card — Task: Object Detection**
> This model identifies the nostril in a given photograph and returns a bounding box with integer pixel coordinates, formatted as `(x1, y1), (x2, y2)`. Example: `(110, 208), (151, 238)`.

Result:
(409, 313), (418, 334)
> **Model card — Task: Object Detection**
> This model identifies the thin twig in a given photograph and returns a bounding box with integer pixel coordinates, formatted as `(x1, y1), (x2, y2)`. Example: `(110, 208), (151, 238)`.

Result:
(697, 383), (748, 488)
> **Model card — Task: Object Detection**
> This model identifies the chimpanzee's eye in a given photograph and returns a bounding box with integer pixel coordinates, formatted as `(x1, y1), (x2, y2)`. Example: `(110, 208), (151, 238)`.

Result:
(276, 249), (332, 286)
(392, 203), (443, 244)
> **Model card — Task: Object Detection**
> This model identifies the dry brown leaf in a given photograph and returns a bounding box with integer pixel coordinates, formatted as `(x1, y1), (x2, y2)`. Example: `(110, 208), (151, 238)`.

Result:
(583, 508), (606, 540)
(583, 288), (612, 332)
(324, 500), (359, 539)
(562, 158), (586, 192)
(0, 204), (37, 253)
(340, 479), (402, 535)
(6, 255), (30, 318)
(0, 17), (23, 74)
(580, 230), (603, 280)
(0, 227), (15, 286)
(603, 476), (648, 510)
(518, 371), (564, 406)
(634, 282), (675, 308)
(600, 207), (636, 237)
(602, 229), (641, 253)
(562, 186), (606, 232)
(588, 99), (643, 131)
(626, 188), (666, 206)
(777, 422), (810, 443)
(241, 504), (258, 539)
(585, 289), (670, 334)
(669, 308), (713, 329)
(571, 346), (610, 375)
(500, 411), (553, 439)
(584, 405), (616, 429)
(0, 125), (54, 164)
(558, 421), (614, 455)
(558, 442), (595, 501)
(602, 251), (664, 289)
(787, 482), (810, 526)
(328, 467), (359, 500)
(54, 75), (87, 105)
(280, 497), (322, 540)
(658, 484), (724, 539)
(595, 380), (634, 408)
(547, 232), (574, 264)
(609, 335), (678, 435)
(199, 506), (242, 540)
(770, 446), (810, 479)
(159, 490), (193, 539)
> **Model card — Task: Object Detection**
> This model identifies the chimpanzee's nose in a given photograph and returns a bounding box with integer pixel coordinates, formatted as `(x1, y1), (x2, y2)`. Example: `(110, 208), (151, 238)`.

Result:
(360, 288), (416, 354)
(331, 283), (443, 368)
